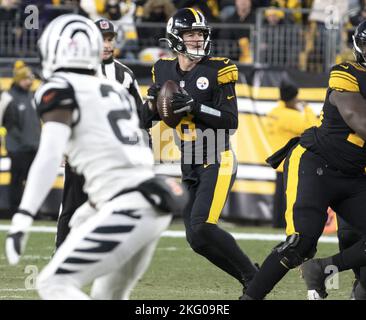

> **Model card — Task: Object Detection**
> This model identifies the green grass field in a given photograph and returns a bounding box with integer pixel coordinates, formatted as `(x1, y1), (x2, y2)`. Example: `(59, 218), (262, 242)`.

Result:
(0, 220), (355, 300)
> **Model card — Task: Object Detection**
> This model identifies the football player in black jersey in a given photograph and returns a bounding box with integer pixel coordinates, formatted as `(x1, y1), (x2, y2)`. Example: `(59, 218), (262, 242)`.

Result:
(140, 8), (258, 297)
(55, 18), (144, 248)
(242, 20), (366, 300)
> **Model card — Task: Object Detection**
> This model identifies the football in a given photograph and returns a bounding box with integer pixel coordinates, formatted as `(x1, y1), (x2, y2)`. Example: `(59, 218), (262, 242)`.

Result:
(157, 80), (184, 128)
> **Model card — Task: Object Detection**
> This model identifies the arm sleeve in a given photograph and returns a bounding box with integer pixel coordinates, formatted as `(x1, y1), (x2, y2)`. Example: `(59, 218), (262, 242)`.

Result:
(140, 100), (161, 128)
(192, 83), (238, 130)
(19, 122), (71, 216)
(139, 64), (161, 128)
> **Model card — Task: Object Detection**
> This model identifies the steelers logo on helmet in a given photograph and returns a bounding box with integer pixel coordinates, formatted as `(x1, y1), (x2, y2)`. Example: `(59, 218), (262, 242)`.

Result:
(196, 77), (209, 90)
(163, 8), (211, 60)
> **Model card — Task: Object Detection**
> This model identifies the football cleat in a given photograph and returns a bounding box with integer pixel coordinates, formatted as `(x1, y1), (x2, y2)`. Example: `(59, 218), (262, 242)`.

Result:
(307, 289), (327, 300)
(350, 279), (359, 300)
(5, 211), (34, 265)
(301, 259), (328, 300)
(353, 281), (366, 300)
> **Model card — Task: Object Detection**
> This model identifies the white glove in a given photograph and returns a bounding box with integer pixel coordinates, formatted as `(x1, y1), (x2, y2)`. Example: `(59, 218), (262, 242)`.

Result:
(6, 210), (34, 265)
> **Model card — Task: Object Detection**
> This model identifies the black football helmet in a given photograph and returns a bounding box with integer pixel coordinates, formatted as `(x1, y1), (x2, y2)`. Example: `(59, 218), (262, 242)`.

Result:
(353, 20), (366, 66)
(164, 8), (211, 59)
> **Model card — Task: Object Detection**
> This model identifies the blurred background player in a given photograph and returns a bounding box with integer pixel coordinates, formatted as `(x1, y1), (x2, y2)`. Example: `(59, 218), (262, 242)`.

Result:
(242, 19), (366, 300)
(302, 215), (366, 300)
(0, 60), (40, 216)
(266, 80), (318, 228)
(5, 14), (187, 300)
(140, 7), (258, 298)
(53, 17), (149, 299)
(55, 17), (144, 249)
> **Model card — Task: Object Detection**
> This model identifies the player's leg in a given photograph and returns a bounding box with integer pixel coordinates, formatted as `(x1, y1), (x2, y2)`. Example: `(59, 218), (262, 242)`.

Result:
(244, 145), (331, 300)
(184, 151), (258, 288)
(304, 187), (366, 299)
(37, 191), (171, 299)
(55, 162), (88, 249)
(90, 237), (160, 300)
(272, 171), (286, 228)
(8, 152), (29, 212)
(183, 181), (248, 284)
(336, 215), (362, 298)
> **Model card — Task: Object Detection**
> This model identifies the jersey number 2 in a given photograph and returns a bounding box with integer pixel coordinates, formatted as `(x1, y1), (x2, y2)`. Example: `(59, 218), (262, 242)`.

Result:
(101, 84), (139, 145)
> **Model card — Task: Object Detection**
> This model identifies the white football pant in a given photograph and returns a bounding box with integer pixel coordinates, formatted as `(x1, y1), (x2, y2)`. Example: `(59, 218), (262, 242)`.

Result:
(37, 191), (172, 299)
(90, 237), (159, 300)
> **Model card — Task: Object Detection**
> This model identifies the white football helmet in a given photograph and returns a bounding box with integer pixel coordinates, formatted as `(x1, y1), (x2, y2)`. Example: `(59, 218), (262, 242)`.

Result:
(38, 14), (103, 79)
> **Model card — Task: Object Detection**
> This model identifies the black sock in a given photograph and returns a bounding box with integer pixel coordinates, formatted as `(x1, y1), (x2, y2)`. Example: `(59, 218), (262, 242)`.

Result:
(326, 239), (366, 272)
(192, 223), (257, 282)
(245, 250), (289, 300)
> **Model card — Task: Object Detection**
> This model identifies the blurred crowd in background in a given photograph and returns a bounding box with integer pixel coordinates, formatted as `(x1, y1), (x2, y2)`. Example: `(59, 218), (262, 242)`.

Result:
(0, 0), (365, 70)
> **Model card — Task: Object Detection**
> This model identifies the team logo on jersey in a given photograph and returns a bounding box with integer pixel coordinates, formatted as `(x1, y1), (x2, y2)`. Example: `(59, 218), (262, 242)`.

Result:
(196, 77), (209, 90)
(180, 80), (185, 88)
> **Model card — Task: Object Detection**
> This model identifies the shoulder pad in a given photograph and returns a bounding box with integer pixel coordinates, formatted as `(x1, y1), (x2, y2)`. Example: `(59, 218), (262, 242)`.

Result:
(154, 57), (177, 66)
(209, 57), (231, 62)
(160, 57), (177, 61)
(329, 63), (359, 92)
(152, 58), (176, 83)
(34, 77), (78, 116)
(210, 58), (238, 85)
(347, 61), (366, 72)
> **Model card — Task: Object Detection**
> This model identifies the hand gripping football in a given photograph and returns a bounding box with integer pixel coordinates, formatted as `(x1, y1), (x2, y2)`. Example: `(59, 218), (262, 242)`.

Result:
(157, 80), (184, 128)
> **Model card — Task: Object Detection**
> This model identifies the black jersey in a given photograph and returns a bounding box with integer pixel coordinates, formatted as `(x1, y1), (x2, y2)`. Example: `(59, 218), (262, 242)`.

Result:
(301, 61), (366, 174)
(142, 56), (239, 164)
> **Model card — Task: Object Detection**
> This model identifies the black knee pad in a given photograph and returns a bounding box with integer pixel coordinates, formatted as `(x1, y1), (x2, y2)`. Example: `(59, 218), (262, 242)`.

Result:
(273, 234), (317, 269)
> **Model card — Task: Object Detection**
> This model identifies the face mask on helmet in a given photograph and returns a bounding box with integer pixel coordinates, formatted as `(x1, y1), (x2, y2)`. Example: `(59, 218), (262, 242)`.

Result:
(180, 28), (210, 59)
(353, 35), (366, 66)
(164, 8), (211, 60)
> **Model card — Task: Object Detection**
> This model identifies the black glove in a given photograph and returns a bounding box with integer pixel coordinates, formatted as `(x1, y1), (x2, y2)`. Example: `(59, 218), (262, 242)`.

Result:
(171, 91), (198, 114)
(146, 83), (161, 112)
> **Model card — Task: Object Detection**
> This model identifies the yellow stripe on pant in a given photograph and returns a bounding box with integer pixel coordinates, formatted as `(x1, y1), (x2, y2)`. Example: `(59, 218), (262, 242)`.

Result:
(285, 145), (306, 236)
(206, 150), (235, 224)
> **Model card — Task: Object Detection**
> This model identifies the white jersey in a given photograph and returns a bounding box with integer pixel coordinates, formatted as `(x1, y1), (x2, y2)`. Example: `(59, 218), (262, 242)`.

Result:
(34, 71), (154, 207)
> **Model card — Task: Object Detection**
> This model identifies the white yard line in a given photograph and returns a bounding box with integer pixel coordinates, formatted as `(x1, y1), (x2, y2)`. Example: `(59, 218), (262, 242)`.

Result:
(0, 224), (339, 243)
(0, 289), (35, 292)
